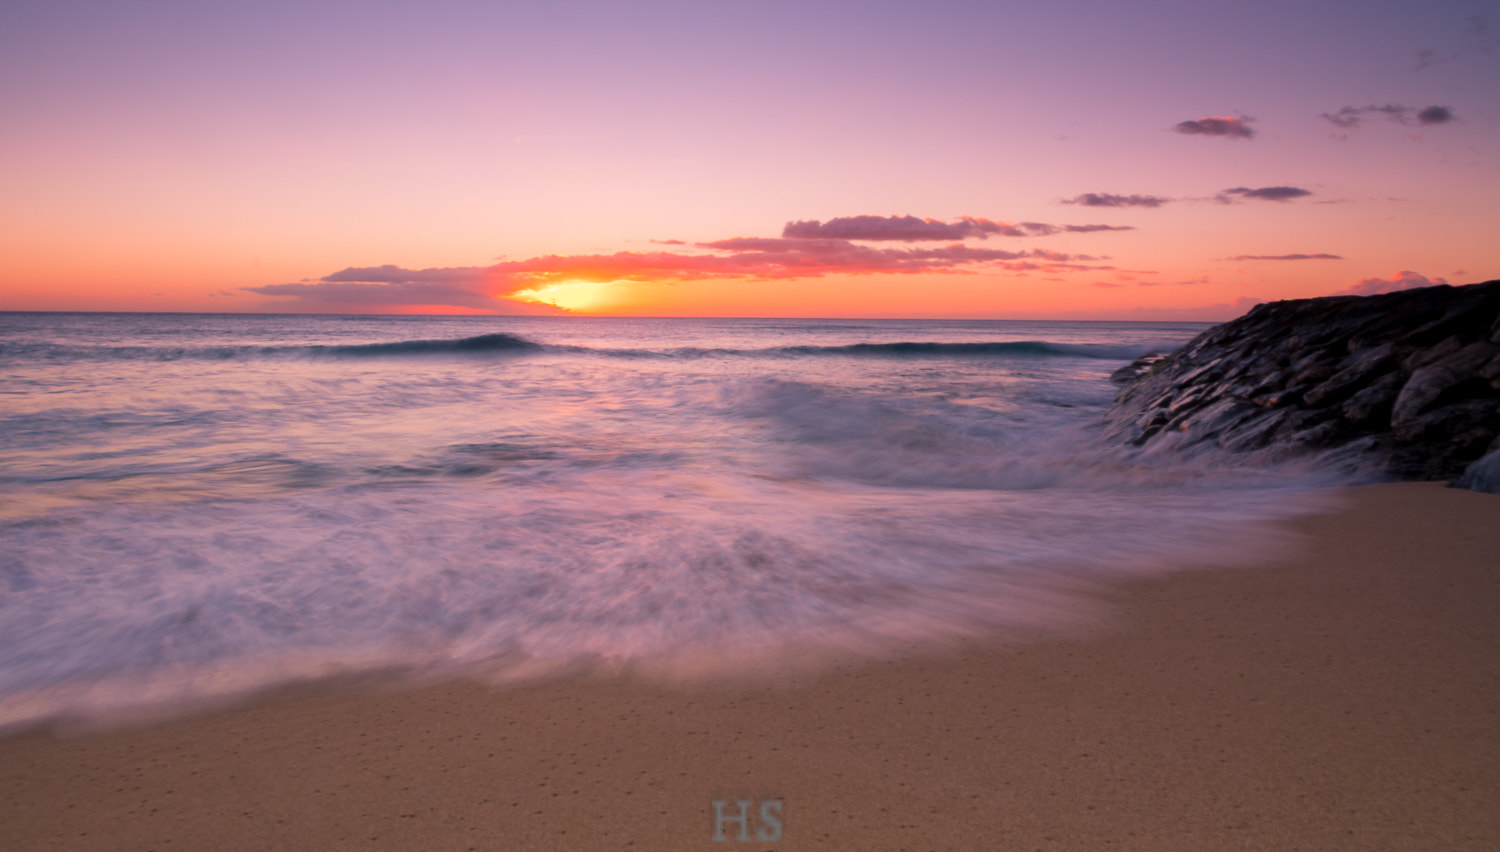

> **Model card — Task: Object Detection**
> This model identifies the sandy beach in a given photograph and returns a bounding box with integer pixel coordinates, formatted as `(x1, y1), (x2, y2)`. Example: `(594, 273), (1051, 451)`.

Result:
(2, 481), (1497, 850)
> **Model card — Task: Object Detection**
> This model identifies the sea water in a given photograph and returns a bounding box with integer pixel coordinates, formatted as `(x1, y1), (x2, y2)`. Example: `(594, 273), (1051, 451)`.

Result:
(0, 313), (1343, 727)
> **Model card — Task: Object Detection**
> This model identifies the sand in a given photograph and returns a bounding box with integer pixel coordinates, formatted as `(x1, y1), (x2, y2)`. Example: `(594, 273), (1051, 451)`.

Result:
(2, 481), (1497, 850)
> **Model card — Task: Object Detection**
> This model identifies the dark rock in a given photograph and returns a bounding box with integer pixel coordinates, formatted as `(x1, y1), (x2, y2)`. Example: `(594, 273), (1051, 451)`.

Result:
(1288, 419), (1348, 449)
(1479, 353), (1500, 382)
(1253, 385), (1311, 409)
(1103, 280), (1500, 487)
(1177, 363), (1226, 387)
(1303, 343), (1398, 407)
(1403, 335), (1463, 372)
(1341, 372), (1404, 426)
(1401, 286), (1500, 345)
(1289, 361), (1340, 387)
(1109, 352), (1170, 384)
(1396, 397), (1500, 448)
(1218, 409), (1292, 453)
(1172, 397), (1260, 439)
(1391, 341), (1500, 438)
(1453, 438), (1500, 494)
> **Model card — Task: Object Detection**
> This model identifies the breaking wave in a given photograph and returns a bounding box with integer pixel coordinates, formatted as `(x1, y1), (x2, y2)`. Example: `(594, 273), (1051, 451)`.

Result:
(1, 334), (1164, 364)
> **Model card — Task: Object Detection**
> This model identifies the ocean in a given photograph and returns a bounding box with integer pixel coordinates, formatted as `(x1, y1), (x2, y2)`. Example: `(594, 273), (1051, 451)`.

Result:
(0, 313), (1343, 728)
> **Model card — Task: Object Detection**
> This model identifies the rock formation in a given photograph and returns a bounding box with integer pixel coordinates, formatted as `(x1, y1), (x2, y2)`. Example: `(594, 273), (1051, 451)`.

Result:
(1104, 280), (1500, 492)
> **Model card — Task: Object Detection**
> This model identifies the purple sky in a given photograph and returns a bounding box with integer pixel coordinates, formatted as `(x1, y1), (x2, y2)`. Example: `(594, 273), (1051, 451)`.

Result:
(1, 0), (1494, 316)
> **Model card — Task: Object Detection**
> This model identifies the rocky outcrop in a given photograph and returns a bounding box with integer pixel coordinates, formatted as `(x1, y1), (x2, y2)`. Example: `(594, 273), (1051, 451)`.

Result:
(1104, 280), (1500, 489)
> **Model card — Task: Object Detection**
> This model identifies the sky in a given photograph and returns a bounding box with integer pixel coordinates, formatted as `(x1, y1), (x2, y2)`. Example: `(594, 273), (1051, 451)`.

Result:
(1, 0), (1495, 319)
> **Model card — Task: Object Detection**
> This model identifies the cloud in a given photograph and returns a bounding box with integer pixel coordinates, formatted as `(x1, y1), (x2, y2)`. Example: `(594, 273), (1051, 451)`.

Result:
(1229, 253), (1342, 261)
(1217, 186), (1312, 203)
(780, 215), (1132, 241)
(691, 237), (1094, 273)
(1321, 104), (1457, 130)
(1416, 14), (1497, 69)
(1132, 277), (1211, 287)
(1417, 105), (1455, 125)
(1174, 116), (1255, 139)
(319, 264), (492, 285)
(783, 215), (1016, 241)
(1337, 270), (1448, 297)
(243, 270), (563, 314)
(247, 228), (1115, 311)
(1061, 193), (1171, 208)
(1016, 222), (1135, 235)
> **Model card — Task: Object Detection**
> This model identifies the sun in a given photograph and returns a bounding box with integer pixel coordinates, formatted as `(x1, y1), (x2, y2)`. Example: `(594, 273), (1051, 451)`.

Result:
(509, 280), (627, 312)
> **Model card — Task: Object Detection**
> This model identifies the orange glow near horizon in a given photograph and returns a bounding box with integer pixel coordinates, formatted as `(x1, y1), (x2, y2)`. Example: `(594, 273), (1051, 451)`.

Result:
(509, 280), (630, 312)
(1, 4), (1493, 321)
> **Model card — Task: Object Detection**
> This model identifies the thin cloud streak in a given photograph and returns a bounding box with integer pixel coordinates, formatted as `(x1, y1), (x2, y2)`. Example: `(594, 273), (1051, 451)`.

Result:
(1018, 222), (1134, 235)
(1322, 104), (1457, 130)
(1061, 193), (1171, 208)
(243, 278), (560, 314)
(1217, 186), (1312, 203)
(1229, 253), (1342, 261)
(781, 215), (1131, 241)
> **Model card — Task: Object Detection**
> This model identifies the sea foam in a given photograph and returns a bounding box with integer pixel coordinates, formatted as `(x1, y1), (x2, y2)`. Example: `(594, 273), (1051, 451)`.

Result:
(0, 314), (1344, 729)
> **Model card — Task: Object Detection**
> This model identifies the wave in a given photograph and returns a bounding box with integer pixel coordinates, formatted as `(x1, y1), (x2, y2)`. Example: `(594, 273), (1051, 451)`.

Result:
(316, 333), (541, 357)
(0, 334), (1168, 364)
(771, 340), (1157, 359)
(0, 333), (541, 363)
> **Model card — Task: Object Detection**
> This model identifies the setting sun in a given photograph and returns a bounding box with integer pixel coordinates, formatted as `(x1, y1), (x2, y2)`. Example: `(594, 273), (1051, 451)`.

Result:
(2, 3), (1498, 848)
(509, 279), (629, 312)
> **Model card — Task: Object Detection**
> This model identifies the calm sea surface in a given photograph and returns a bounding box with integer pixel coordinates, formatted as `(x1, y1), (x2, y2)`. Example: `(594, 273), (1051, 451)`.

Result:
(0, 314), (1343, 727)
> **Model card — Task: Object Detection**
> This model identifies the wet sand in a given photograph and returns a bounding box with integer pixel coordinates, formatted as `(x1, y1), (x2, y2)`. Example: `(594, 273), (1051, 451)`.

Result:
(3, 482), (1497, 850)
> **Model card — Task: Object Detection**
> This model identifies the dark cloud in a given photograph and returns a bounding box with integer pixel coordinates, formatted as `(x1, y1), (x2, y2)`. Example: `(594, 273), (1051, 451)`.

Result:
(1174, 116), (1255, 139)
(1338, 270), (1448, 297)
(1322, 104), (1457, 130)
(1417, 105), (1455, 124)
(1229, 253), (1342, 261)
(783, 215), (1019, 241)
(1218, 186), (1312, 203)
(1061, 193), (1171, 208)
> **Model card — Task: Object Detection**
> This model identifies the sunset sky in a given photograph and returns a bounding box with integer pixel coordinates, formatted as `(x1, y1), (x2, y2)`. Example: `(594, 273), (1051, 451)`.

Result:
(1, 0), (1494, 318)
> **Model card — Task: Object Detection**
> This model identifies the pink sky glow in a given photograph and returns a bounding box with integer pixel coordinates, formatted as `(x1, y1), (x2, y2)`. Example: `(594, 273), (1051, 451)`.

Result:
(1, 1), (1494, 319)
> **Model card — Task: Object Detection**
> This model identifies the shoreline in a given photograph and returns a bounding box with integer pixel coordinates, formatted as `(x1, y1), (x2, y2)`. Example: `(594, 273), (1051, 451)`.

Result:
(3, 481), (1497, 849)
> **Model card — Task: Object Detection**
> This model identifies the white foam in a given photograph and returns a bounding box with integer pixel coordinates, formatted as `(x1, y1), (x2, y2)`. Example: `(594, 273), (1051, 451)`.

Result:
(1, 315), (1347, 729)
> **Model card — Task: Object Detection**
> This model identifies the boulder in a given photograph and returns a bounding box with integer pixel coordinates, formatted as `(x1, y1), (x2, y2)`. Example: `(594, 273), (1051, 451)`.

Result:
(1454, 438), (1500, 494)
(1340, 372), (1404, 426)
(1391, 341), (1500, 439)
(1103, 280), (1500, 489)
